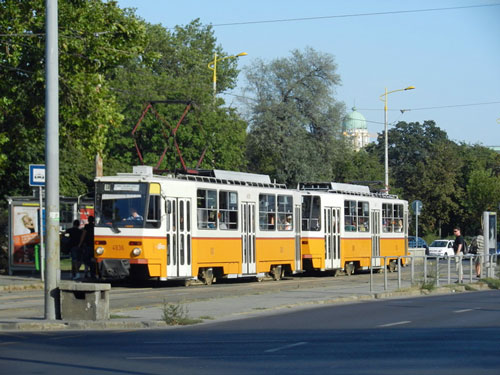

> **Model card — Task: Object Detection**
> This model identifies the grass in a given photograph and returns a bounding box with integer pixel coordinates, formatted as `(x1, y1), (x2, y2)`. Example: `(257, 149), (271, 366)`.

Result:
(162, 301), (203, 325)
(482, 277), (500, 289)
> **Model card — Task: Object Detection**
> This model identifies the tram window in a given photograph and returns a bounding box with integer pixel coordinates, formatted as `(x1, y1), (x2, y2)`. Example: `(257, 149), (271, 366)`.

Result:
(278, 195), (293, 231)
(146, 195), (161, 228)
(197, 189), (217, 229)
(302, 195), (321, 231)
(259, 194), (276, 230)
(219, 191), (238, 230)
(344, 200), (357, 232)
(382, 203), (393, 232)
(357, 201), (369, 232)
(393, 204), (404, 232)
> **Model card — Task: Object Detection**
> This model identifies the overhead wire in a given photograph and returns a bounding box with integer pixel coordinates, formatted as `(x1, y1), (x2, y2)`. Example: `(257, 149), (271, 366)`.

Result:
(210, 3), (500, 27)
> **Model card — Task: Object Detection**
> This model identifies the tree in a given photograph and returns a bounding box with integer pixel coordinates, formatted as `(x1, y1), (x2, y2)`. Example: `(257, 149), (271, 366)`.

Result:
(0, 0), (147, 198)
(242, 47), (345, 185)
(107, 19), (247, 172)
(368, 121), (463, 235)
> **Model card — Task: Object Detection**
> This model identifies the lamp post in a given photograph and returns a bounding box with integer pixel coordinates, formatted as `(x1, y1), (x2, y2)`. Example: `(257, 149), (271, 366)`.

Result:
(208, 52), (247, 98)
(379, 86), (415, 193)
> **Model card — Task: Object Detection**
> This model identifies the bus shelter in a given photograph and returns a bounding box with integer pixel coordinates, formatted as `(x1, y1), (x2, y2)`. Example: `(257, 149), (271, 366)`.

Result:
(7, 195), (93, 275)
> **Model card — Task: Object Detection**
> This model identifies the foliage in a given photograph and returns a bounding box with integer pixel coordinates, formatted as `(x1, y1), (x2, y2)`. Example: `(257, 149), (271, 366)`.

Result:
(162, 301), (201, 325)
(0, 0), (146, 199)
(242, 47), (345, 185)
(107, 19), (246, 172)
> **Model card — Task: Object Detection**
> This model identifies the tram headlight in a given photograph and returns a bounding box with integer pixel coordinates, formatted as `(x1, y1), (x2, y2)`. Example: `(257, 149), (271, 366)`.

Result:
(132, 248), (142, 256)
(96, 247), (104, 256)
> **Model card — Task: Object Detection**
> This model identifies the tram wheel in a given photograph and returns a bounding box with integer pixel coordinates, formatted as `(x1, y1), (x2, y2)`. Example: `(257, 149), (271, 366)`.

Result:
(201, 268), (214, 286)
(388, 260), (397, 273)
(271, 265), (282, 281)
(345, 263), (354, 276)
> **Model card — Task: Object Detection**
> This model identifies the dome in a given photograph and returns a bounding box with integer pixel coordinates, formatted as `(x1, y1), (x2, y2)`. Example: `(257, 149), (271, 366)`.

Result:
(342, 107), (367, 131)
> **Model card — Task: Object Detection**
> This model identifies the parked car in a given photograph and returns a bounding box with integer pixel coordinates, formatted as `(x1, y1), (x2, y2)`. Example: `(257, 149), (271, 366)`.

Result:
(428, 239), (454, 258)
(408, 236), (429, 254)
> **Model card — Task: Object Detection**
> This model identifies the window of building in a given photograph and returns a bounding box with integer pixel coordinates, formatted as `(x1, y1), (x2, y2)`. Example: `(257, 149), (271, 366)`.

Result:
(259, 194), (276, 230)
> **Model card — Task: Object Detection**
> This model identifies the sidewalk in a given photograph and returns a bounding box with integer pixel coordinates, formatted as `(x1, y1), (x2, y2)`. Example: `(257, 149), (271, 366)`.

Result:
(0, 272), (492, 332)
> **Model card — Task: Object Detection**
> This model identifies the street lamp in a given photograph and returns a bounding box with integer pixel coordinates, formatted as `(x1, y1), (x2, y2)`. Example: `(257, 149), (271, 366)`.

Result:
(208, 52), (247, 98)
(379, 86), (415, 193)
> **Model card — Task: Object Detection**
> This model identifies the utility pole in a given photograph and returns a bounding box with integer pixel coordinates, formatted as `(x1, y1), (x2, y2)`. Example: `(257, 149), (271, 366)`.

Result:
(44, 0), (60, 320)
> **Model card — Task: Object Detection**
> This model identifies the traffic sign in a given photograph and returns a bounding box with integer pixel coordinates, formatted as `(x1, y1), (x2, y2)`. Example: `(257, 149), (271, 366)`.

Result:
(29, 164), (46, 186)
(411, 200), (423, 215)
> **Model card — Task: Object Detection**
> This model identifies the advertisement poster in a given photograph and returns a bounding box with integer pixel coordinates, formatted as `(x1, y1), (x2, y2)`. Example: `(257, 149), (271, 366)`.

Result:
(488, 213), (497, 254)
(12, 206), (40, 266)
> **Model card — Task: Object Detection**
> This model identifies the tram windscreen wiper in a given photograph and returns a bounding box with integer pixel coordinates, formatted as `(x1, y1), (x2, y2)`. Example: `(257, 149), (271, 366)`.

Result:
(110, 222), (121, 234)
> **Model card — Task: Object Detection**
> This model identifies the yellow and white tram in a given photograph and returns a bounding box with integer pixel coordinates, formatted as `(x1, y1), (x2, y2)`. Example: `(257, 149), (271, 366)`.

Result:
(94, 166), (299, 283)
(298, 182), (408, 275)
(93, 166), (408, 283)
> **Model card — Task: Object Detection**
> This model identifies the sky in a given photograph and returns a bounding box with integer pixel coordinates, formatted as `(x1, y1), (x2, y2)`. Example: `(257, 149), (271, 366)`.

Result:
(116, 0), (500, 146)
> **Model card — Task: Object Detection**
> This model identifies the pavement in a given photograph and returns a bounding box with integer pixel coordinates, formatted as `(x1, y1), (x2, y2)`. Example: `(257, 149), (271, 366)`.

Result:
(0, 271), (493, 332)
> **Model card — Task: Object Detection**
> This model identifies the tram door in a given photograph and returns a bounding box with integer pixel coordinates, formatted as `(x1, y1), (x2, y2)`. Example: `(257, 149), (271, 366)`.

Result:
(294, 204), (302, 272)
(241, 202), (256, 274)
(371, 210), (381, 267)
(166, 198), (192, 278)
(324, 207), (341, 269)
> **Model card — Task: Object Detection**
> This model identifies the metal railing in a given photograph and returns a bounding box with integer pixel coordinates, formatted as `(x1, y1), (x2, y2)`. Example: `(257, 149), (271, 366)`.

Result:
(369, 254), (498, 292)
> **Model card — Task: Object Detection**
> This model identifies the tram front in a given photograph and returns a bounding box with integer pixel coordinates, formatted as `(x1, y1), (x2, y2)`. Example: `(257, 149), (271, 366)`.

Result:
(94, 177), (164, 280)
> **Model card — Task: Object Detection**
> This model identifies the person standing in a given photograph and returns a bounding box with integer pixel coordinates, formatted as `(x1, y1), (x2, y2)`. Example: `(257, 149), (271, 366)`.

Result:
(453, 226), (465, 283)
(79, 216), (95, 279)
(472, 229), (484, 278)
(65, 220), (82, 280)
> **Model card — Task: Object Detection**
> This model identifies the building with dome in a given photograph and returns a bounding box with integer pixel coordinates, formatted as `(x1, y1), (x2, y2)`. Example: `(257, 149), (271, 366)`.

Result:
(342, 107), (370, 151)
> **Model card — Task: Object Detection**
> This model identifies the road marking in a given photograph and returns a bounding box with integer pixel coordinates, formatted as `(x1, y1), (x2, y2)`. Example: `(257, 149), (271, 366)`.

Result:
(126, 356), (189, 360)
(265, 341), (307, 353)
(454, 309), (474, 313)
(377, 320), (411, 328)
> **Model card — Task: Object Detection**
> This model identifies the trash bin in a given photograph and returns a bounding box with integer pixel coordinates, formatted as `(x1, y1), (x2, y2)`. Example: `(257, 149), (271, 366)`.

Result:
(59, 281), (111, 321)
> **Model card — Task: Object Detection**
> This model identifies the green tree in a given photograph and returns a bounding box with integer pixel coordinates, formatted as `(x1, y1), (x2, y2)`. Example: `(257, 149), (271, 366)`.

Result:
(107, 19), (246, 172)
(0, 0), (146, 198)
(242, 47), (345, 185)
(368, 121), (462, 235)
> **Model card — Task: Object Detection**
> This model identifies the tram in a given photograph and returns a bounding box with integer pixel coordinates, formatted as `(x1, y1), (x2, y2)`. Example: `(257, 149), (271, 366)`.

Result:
(93, 166), (408, 283)
(299, 182), (408, 275)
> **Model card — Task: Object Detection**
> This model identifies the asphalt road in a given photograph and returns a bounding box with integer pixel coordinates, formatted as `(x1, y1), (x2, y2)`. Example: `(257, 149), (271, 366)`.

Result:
(1, 290), (499, 375)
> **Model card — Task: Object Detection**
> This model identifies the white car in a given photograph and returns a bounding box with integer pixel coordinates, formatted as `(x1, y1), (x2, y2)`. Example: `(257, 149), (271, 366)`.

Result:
(428, 239), (455, 257)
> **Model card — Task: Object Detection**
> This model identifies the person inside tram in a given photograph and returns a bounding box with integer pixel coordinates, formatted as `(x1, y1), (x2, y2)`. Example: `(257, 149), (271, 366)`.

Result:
(125, 208), (143, 221)
(285, 215), (292, 230)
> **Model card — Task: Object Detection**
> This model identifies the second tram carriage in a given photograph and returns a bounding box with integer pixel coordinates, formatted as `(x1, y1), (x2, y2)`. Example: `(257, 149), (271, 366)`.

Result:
(93, 166), (408, 283)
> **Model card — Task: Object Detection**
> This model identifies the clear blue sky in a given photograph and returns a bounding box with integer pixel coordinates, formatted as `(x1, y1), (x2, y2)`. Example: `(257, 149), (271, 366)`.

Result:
(116, 0), (500, 146)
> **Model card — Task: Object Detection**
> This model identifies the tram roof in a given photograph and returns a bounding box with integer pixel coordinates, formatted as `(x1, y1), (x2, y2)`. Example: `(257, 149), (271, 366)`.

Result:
(298, 182), (399, 199)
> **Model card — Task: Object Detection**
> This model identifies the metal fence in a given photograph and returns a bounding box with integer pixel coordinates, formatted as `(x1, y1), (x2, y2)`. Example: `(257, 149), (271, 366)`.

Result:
(369, 254), (499, 292)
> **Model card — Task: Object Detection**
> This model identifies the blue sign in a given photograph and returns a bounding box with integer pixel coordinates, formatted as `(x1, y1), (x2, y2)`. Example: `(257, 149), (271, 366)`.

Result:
(411, 200), (423, 215)
(29, 164), (46, 186)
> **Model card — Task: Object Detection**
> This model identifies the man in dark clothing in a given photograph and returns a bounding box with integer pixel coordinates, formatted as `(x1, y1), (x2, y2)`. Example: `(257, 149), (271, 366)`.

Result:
(78, 216), (96, 279)
(453, 226), (465, 283)
(65, 220), (82, 279)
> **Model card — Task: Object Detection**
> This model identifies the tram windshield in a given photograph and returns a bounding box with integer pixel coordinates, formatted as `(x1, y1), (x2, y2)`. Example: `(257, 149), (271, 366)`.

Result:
(95, 182), (148, 229)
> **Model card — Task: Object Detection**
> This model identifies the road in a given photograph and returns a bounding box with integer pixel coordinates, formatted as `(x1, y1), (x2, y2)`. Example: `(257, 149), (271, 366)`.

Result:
(0, 259), (482, 320)
(0, 290), (499, 375)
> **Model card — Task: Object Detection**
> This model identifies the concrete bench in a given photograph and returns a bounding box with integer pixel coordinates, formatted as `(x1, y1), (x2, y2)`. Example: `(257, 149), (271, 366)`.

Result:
(59, 281), (111, 321)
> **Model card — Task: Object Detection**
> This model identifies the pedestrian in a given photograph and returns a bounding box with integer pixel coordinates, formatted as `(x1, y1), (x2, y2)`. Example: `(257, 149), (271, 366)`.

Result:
(472, 229), (484, 278)
(78, 216), (96, 279)
(452, 226), (465, 283)
(65, 220), (82, 280)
